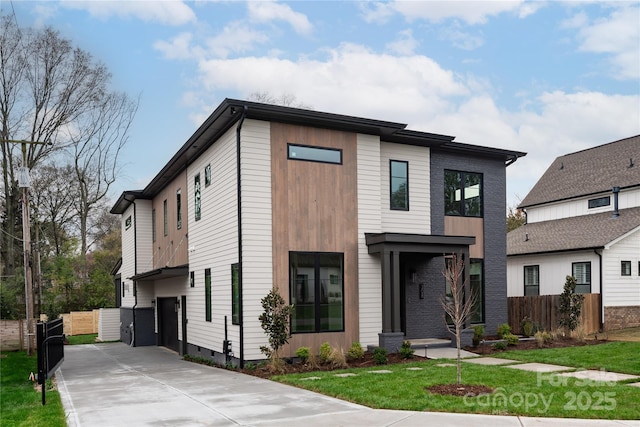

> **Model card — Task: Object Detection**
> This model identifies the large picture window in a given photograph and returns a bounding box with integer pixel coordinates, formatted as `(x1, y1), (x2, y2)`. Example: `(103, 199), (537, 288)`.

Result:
(390, 160), (409, 210)
(290, 252), (344, 333)
(524, 265), (540, 296)
(444, 170), (483, 217)
(572, 262), (591, 294)
(231, 264), (239, 325)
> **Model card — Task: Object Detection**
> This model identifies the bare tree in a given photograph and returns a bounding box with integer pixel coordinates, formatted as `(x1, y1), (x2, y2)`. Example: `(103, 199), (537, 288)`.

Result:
(440, 253), (477, 385)
(247, 91), (313, 109)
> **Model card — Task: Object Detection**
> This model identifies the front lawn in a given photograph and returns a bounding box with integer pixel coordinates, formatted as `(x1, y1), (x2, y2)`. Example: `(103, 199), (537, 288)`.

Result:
(273, 342), (640, 419)
(66, 333), (98, 345)
(0, 352), (66, 427)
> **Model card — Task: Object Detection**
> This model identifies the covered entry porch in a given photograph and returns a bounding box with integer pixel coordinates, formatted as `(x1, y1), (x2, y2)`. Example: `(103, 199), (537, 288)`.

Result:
(365, 233), (475, 352)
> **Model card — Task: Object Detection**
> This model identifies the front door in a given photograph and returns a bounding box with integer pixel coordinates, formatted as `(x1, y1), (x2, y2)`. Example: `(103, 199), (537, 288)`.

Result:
(158, 297), (179, 352)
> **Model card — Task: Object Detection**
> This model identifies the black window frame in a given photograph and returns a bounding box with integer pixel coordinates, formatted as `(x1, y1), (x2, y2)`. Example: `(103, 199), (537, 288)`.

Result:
(205, 268), (212, 322)
(204, 164), (212, 187)
(163, 199), (168, 236)
(469, 259), (485, 324)
(444, 170), (483, 217)
(194, 173), (201, 221)
(572, 262), (591, 294)
(176, 188), (182, 230)
(190, 271), (194, 288)
(289, 252), (344, 334)
(390, 160), (409, 211)
(231, 264), (240, 325)
(588, 196), (610, 209)
(524, 265), (540, 296)
(621, 261), (632, 276)
(151, 209), (156, 243)
(287, 143), (342, 165)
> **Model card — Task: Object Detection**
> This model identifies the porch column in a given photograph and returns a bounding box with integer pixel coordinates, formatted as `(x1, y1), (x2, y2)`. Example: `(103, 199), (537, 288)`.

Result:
(381, 249), (392, 333)
(392, 251), (401, 332)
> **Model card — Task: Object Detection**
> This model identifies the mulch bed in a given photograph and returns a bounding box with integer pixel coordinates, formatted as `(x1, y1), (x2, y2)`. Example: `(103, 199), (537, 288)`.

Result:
(464, 335), (610, 356)
(427, 383), (494, 397)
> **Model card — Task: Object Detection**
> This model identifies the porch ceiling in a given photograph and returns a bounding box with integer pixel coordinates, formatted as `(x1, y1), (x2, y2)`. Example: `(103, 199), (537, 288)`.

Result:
(365, 233), (476, 254)
(129, 265), (189, 282)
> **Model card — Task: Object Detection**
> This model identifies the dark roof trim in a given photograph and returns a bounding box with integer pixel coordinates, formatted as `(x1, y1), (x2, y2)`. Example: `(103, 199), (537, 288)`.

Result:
(365, 232), (476, 254)
(110, 190), (146, 215)
(128, 265), (189, 282)
(507, 246), (604, 257)
(110, 257), (122, 276)
(520, 183), (640, 209)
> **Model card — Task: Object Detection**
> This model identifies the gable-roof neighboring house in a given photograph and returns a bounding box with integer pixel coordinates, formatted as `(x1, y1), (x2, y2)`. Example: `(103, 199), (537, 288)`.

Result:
(111, 98), (525, 366)
(507, 135), (640, 331)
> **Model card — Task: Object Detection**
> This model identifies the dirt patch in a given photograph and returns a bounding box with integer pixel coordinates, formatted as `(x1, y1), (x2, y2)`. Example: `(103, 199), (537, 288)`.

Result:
(426, 383), (494, 397)
(465, 335), (610, 356)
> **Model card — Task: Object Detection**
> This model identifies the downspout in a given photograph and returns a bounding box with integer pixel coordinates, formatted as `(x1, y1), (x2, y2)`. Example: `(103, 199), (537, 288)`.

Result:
(235, 105), (248, 368)
(594, 249), (603, 331)
(124, 195), (138, 346)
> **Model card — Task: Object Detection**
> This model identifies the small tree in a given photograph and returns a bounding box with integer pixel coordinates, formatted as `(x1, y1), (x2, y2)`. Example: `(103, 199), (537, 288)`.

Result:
(558, 275), (584, 333)
(258, 287), (294, 372)
(440, 253), (477, 385)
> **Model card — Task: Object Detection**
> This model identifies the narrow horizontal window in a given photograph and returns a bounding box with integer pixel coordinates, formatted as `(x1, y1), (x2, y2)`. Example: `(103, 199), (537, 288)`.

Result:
(588, 196), (610, 209)
(287, 144), (342, 164)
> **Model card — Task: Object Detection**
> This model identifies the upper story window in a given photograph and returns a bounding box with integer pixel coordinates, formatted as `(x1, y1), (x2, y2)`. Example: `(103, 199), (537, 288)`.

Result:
(444, 170), (483, 217)
(231, 264), (239, 325)
(204, 164), (212, 187)
(287, 143), (342, 165)
(176, 189), (182, 230)
(524, 265), (540, 296)
(163, 199), (168, 236)
(390, 160), (409, 210)
(205, 268), (212, 322)
(621, 261), (631, 276)
(152, 209), (156, 242)
(572, 262), (591, 294)
(194, 173), (201, 221)
(588, 196), (610, 209)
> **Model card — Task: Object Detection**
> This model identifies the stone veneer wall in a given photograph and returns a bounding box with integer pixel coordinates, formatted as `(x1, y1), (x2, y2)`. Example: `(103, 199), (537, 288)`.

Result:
(604, 306), (640, 331)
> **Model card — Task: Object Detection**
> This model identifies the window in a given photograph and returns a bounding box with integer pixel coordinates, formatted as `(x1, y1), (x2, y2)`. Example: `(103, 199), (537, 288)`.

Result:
(125, 216), (132, 230)
(204, 164), (211, 187)
(176, 189), (182, 229)
(205, 268), (212, 322)
(524, 265), (540, 296)
(231, 264), (239, 325)
(572, 262), (591, 294)
(621, 261), (632, 276)
(194, 173), (201, 221)
(287, 143), (342, 164)
(190, 271), (194, 288)
(588, 196), (610, 209)
(470, 259), (484, 323)
(290, 252), (344, 333)
(163, 199), (168, 236)
(444, 170), (483, 217)
(390, 160), (409, 210)
(152, 209), (156, 242)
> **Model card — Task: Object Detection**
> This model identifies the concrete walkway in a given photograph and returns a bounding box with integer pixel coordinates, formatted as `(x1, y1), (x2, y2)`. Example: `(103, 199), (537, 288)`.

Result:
(57, 343), (640, 427)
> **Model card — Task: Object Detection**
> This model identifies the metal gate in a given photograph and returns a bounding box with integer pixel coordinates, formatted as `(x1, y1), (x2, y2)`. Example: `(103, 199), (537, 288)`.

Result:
(36, 318), (65, 405)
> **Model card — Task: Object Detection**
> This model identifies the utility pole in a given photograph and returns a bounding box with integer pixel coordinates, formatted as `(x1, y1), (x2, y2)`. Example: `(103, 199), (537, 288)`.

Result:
(3, 139), (51, 355)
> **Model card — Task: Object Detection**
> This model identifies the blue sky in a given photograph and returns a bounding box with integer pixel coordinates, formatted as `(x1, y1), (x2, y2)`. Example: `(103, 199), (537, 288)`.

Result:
(5, 0), (640, 208)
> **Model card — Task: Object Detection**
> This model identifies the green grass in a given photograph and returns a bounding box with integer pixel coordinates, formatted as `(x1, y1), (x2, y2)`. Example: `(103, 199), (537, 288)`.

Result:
(0, 352), (66, 427)
(273, 342), (640, 419)
(66, 333), (98, 345)
(496, 342), (640, 375)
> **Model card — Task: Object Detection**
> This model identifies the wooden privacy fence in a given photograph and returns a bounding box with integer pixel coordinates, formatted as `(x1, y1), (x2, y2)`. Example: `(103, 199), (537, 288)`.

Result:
(60, 310), (101, 336)
(508, 293), (601, 335)
(0, 319), (37, 351)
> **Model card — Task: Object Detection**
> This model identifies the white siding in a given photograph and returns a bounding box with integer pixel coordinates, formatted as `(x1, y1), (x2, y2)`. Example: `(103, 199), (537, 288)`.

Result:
(602, 228), (640, 307)
(186, 125), (239, 354)
(134, 200), (154, 307)
(526, 187), (640, 223)
(154, 276), (189, 340)
(98, 308), (120, 342)
(239, 120), (273, 360)
(120, 204), (136, 307)
(380, 142), (430, 233)
(507, 251), (601, 297)
(357, 134), (382, 347)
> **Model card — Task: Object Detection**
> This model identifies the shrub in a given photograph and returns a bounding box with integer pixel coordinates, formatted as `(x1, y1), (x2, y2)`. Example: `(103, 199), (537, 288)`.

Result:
(496, 323), (511, 338)
(319, 342), (332, 364)
(504, 333), (519, 346)
(492, 341), (507, 351)
(521, 317), (534, 337)
(258, 287), (294, 368)
(347, 342), (364, 360)
(244, 362), (257, 371)
(399, 341), (415, 359)
(329, 346), (348, 368)
(472, 325), (484, 347)
(534, 330), (552, 348)
(296, 347), (310, 364)
(373, 347), (388, 365)
(558, 275), (584, 332)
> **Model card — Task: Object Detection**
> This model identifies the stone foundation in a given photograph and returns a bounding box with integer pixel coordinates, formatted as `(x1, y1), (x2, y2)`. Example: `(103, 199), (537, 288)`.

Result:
(378, 332), (405, 353)
(604, 306), (640, 331)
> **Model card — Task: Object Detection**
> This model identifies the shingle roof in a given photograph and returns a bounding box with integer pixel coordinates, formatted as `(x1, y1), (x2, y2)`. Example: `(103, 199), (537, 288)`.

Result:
(519, 135), (640, 208)
(507, 206), (640, 256)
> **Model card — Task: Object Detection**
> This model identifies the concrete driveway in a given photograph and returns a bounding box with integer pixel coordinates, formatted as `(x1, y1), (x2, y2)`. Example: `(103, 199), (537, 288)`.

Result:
(57, 343), (639, 427)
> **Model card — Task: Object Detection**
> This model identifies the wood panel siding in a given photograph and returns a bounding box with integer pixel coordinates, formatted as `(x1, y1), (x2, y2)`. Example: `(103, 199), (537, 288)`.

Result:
(151, 170), (189, 270)
(271, 122), (359, 355)
(444, 216), (484, 259)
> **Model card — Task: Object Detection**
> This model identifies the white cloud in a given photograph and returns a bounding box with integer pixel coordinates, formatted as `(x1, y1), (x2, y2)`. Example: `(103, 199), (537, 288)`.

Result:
(154, 32), (197, 60)
(247, 1), (313, 35)
(60, 0), (196, 26)
(574, 5), (640, 80)
(360, 1), (396, 24)
(385, 29), (419, 55)
(390, 0), (535, 25)
(439, 26), (484, 50)
(205, 21), (269, 58)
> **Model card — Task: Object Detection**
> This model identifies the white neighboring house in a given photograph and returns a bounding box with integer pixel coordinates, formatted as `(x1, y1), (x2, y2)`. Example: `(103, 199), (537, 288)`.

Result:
(507, 135), (640, 331)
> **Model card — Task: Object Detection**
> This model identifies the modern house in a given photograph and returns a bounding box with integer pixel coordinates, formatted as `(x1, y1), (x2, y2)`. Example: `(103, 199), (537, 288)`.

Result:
(111, 98), (525, 365)
(507, 135), (640, 331)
